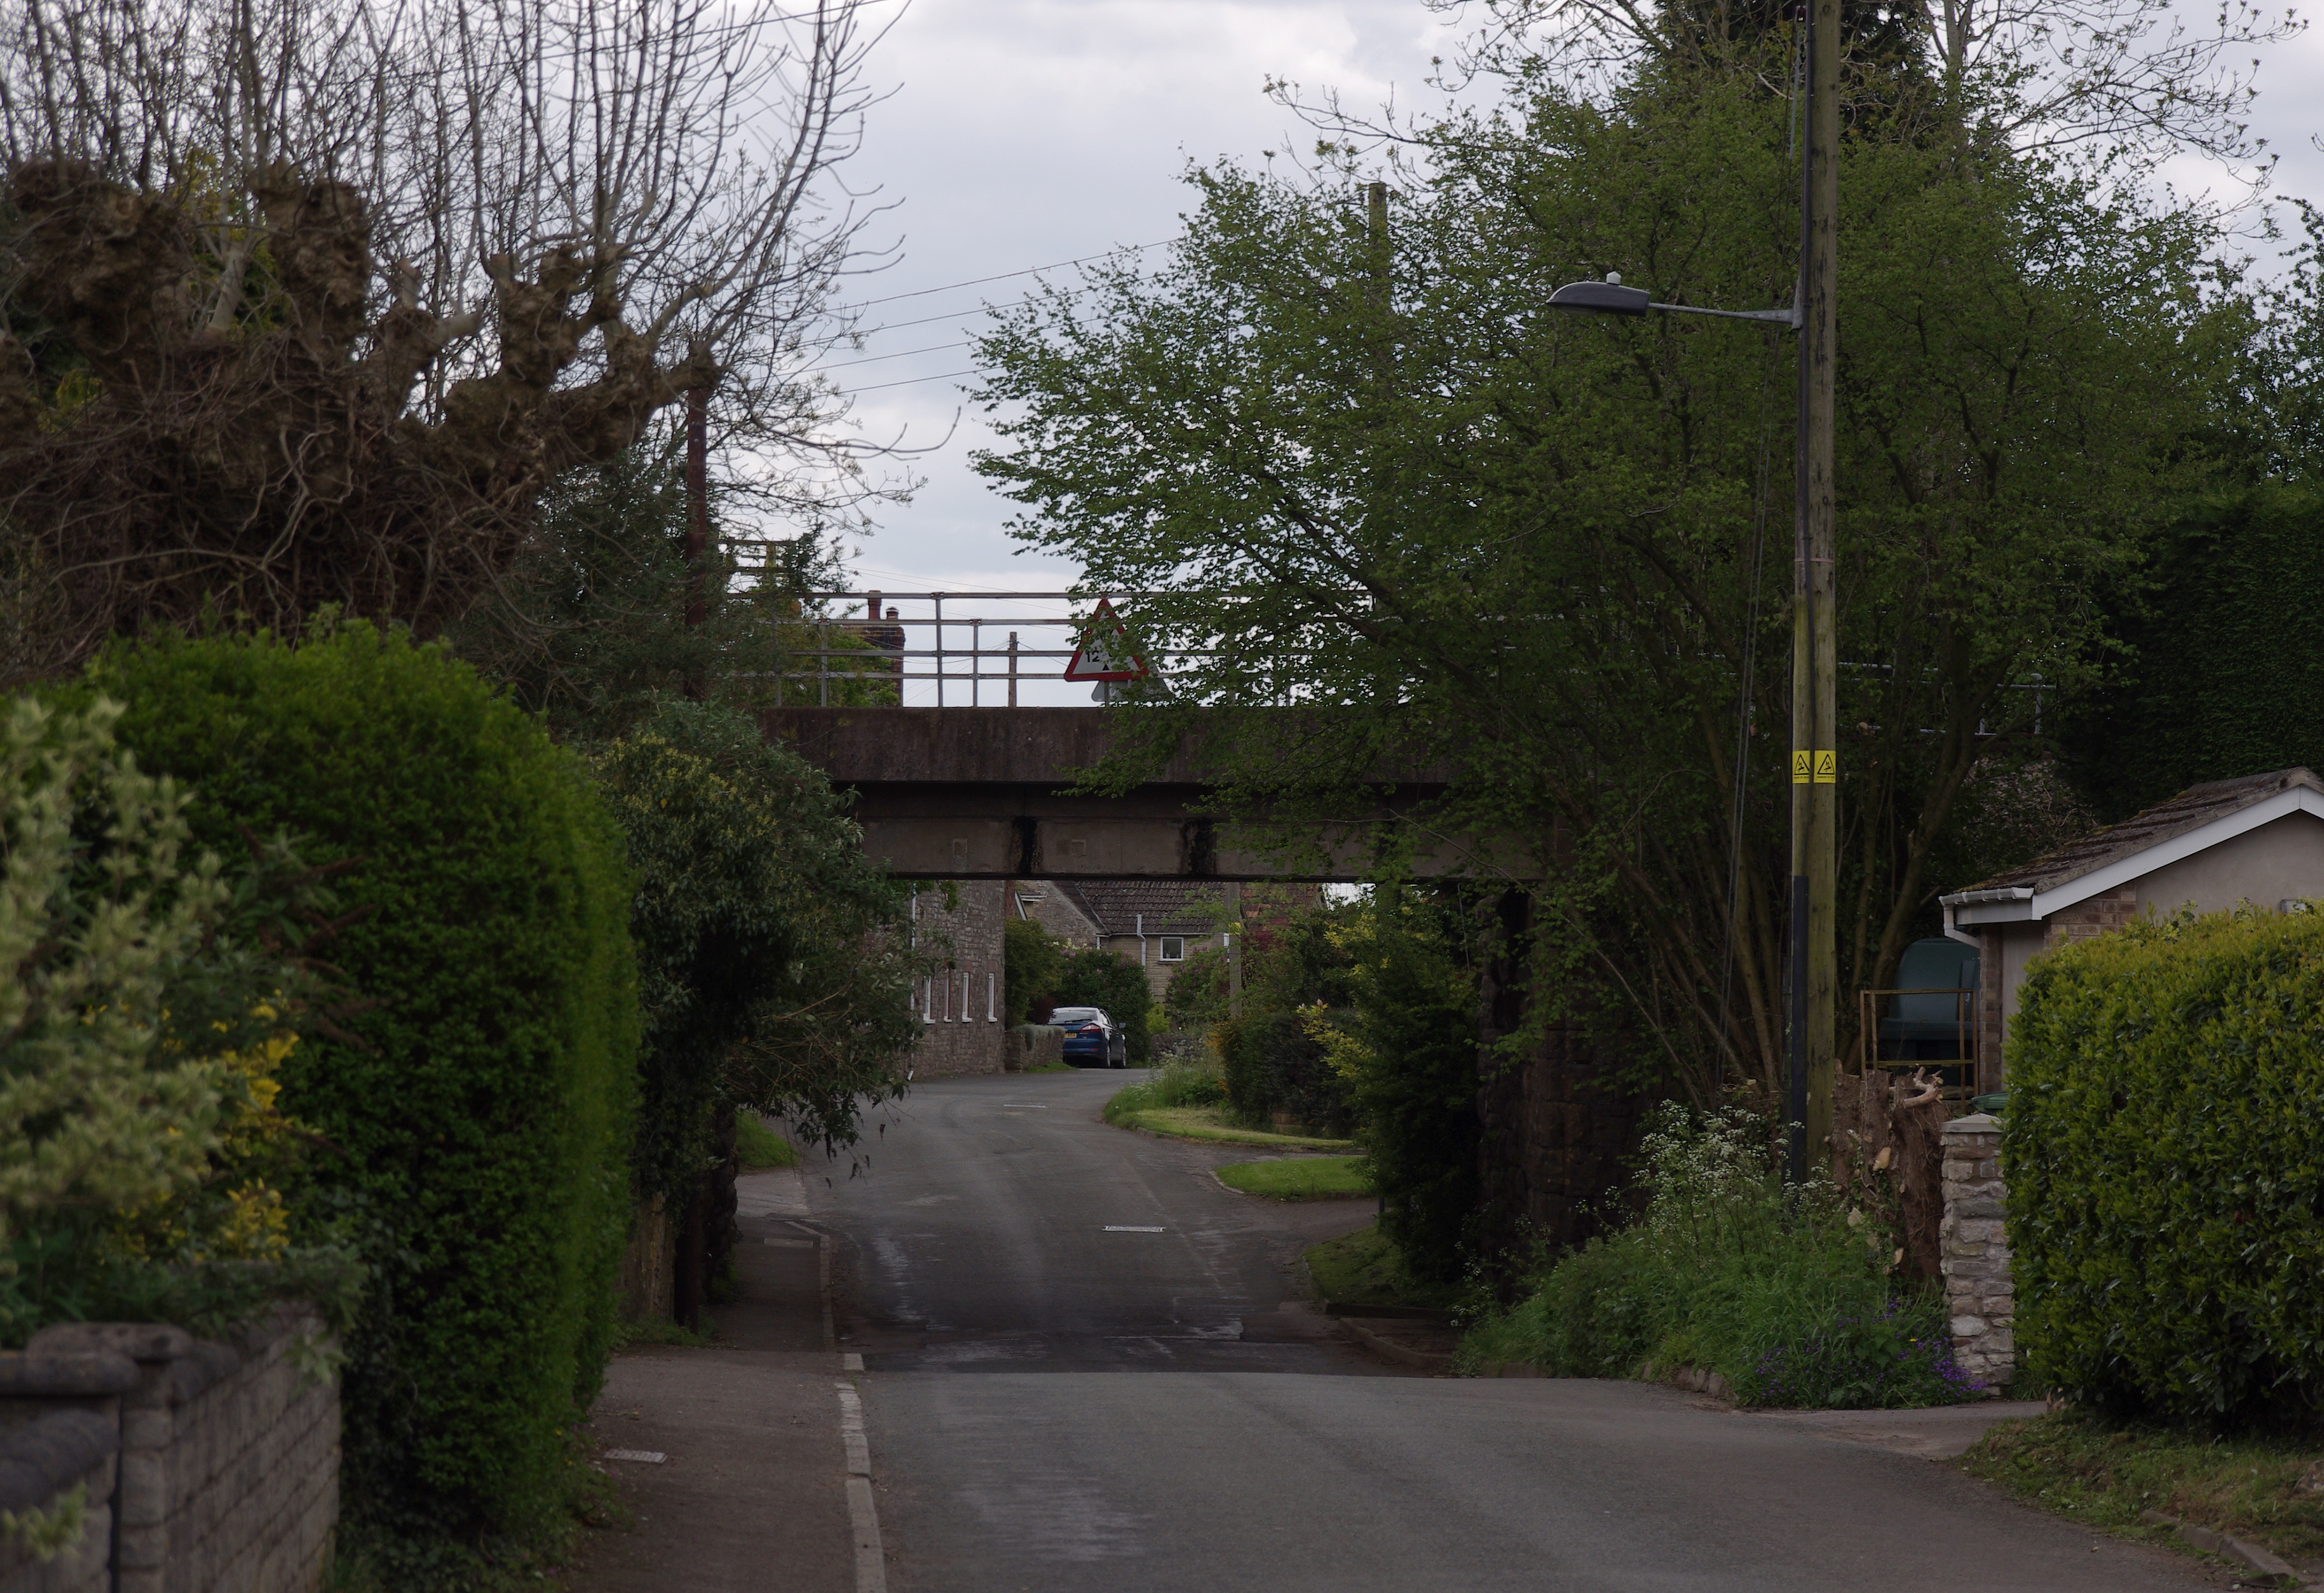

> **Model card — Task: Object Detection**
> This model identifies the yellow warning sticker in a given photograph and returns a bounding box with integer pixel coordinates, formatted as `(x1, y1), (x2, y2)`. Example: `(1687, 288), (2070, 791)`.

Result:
(1792, 750), (1813, 784)
(1814, 750), (1837, 783)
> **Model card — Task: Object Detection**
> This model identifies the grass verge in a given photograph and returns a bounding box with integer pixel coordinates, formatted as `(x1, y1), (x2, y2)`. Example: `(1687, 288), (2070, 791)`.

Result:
(735, 1113), (800, 1169)
(1304, 1223), (1462, 1312)
(1215, 1155), (1373, 1200)
(1111, 1102), (1354, 1150)
(1960, 1410), (2324, 1567)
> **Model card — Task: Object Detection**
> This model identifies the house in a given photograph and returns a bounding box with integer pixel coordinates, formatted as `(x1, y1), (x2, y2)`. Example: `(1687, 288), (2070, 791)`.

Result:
(1013, 880), (1234, 1000)
(1941, 766), (2324, 1083)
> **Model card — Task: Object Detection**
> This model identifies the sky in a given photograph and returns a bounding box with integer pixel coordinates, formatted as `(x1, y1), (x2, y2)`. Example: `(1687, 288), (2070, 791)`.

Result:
(778, 0), (2324, 705)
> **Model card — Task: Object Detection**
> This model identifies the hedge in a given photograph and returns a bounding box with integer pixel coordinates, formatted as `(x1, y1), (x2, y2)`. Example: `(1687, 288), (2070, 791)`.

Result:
(74, 626), (639, 1566)
(2006, 906), (2324, 1425)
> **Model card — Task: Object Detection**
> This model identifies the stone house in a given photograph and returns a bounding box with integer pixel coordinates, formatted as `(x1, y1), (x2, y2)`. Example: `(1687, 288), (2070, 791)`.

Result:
(1940, 766), (2324, 1084)
(902, 881), (1006, 1075)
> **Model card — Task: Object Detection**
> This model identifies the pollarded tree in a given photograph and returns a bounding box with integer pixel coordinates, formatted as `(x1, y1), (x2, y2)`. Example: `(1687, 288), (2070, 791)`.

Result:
(0, 0), (890, 675)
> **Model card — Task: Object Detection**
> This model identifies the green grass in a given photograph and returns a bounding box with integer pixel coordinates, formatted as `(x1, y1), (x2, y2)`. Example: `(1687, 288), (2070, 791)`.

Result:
(1303, 1223), (1462, 1311)
(1111, 1103), (1355, 1150)
(1021, 1060), (1078, 1074)
(1214, 1155), (1374, 1200)
(1102, 1059), (1354, 1148)
(735, 1113), (799, 1170)
(1960, 1410), (2324, 1567)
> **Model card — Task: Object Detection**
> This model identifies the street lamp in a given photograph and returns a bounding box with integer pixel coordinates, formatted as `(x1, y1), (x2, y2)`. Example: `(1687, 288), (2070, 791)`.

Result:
(1544, 0), (1839, 1188)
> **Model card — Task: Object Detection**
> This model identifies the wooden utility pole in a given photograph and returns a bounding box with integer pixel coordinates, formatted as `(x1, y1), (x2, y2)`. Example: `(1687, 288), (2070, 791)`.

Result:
(683, 360), (711, 701)
(1788, 0), (1840, 1181)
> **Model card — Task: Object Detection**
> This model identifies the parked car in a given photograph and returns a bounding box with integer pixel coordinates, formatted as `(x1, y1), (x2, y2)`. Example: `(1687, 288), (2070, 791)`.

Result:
(1051, 1006), (1127, 1068)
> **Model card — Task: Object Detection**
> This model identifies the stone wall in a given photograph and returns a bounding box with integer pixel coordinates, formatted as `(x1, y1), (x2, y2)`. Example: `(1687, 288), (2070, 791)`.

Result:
(906, 881), (1007, 1075)
(1940, 1113), (2015, 1392)
(0, 1411), (116, 1593)
(0, 1311), (338, 1593)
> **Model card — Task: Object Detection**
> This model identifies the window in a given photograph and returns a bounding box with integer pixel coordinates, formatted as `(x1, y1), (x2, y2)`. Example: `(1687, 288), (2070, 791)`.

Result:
(1159, 936), (1185, 962)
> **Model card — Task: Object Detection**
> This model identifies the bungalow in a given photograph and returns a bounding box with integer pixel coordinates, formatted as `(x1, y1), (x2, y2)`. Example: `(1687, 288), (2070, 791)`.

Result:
(1940, 766), (2324, 1083)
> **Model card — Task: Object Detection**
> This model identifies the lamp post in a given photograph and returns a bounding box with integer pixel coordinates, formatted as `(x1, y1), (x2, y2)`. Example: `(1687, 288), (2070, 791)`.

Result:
(1548, 0), (1838, 1185)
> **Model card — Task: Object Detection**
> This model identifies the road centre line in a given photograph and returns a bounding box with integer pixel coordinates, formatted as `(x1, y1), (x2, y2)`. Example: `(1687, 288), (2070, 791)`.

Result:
(1103, 1225), (1165, 1232)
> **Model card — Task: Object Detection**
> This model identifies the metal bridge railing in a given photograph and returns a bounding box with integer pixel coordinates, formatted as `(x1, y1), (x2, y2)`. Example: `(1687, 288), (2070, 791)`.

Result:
(769, 590), (1216, 707)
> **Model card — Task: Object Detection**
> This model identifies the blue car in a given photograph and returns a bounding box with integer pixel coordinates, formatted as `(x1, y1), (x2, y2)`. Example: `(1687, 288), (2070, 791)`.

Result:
(1053, 1006), (1127, 1068)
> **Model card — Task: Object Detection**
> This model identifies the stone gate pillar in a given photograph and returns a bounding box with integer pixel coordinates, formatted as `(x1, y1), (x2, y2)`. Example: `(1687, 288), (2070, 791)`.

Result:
(1939, 1112), (2014, 1392)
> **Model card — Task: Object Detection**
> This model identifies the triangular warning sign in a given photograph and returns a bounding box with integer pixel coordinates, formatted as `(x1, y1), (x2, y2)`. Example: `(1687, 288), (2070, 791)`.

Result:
(1061, 597), (1150, 682)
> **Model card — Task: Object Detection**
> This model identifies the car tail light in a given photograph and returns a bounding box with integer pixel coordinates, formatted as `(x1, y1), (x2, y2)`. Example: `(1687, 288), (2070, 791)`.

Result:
(1079, 1024), (1103, 1035)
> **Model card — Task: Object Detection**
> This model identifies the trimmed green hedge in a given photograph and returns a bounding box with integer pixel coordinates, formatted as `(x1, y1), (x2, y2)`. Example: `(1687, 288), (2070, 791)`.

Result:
(2007, 907), (2324, 1425)
(76, 627), (639, 1567)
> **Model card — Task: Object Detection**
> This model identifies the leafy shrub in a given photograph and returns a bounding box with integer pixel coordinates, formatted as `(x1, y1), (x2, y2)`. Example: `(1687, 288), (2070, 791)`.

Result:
(591, 698), (917, 1193)
(1163, 947), (1232, 1028)
(2007, 905), (2324, 1425)
(75, 625), (639, 1575)
(1460, 1104), (1982, 1408)
(1003, 915), (1064, 1026)
(1298, 891), (1478, 1284)
(1217, 1009), (1352, 1131)
(0, 694), (357, 1345)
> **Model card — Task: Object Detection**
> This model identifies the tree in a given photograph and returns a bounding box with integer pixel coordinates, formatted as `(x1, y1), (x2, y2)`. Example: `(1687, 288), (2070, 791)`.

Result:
(970, 62), (2235, 1111)
(0, 0), (892, 675)
(442, 440), (889, 742)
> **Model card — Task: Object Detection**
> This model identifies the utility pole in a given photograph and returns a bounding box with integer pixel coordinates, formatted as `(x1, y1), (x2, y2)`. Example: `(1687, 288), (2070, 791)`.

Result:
(683, 351), (711, 702)
(1788, 0), (1840, 1183)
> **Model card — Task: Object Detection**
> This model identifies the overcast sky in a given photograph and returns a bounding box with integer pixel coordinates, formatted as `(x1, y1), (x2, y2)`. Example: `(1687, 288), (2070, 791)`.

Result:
(789, 0), (2322, 703)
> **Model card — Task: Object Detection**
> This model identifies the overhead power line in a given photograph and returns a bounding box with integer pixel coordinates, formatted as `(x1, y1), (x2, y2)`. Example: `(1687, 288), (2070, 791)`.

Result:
(833, 240), (1167, 312)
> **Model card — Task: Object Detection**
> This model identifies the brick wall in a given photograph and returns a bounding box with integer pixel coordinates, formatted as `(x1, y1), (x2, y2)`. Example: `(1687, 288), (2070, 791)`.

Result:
(906, 881), (1007, 1076)
(0, 1310), (337, 1593)
(2043, 886), (2140, 948)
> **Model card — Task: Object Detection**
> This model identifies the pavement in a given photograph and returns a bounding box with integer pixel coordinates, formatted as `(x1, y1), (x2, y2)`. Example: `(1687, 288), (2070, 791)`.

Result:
(560, 1169), (860, 1593)
(564, 1069), (2227, 1592)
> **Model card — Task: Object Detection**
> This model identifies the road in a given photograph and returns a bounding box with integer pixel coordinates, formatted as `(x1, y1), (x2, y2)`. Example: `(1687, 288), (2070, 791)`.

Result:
(809, 1068), (2212, 1593)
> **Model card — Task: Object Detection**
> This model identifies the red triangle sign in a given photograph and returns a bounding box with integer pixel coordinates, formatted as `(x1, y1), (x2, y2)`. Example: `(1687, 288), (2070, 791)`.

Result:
(1062, 597), (1150, 682)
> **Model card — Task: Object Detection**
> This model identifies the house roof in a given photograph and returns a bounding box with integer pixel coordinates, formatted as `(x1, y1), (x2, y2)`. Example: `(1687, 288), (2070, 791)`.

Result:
(1941, 766), (2324, 924)
(1054, 881), (1227, 938)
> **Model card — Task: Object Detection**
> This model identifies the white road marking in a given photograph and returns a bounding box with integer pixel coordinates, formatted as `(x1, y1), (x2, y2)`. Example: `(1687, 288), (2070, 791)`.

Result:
(603, 1449), (665, 1463)
(1103, 1225), (1165, 1233)
(842, 1351), (864, 1371)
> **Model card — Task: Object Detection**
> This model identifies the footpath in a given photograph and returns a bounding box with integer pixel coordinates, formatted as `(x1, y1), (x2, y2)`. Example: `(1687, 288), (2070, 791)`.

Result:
(562, 1170), (874, 1593)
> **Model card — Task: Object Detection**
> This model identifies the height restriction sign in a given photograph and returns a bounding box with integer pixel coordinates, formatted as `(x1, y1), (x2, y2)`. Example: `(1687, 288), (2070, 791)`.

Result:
(1061, 597), (1150, 682)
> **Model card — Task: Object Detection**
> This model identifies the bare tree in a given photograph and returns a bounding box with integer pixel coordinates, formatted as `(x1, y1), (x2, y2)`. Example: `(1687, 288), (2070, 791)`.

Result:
(1412, 0), (2301, 168)
(0, 0), (892, 674)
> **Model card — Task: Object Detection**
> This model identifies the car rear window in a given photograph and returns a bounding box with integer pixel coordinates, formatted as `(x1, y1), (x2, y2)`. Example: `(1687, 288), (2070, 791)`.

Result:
(1051, 1007), (1103, 1023)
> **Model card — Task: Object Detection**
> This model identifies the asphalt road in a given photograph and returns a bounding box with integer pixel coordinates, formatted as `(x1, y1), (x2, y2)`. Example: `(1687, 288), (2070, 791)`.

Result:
(809, 1068), (2212, 1593)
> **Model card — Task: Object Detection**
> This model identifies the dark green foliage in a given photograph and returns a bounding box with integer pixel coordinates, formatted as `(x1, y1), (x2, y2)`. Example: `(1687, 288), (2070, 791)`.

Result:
(1212, 905), (1355, 1129)
(1330, 895), (1479, 1284)
(1053, 947), (1153, 1064)
(76, 625), (640, 1569)
(1462, 1105), (1982, 1407)
(2062, 487), (2324, 822)
(443, 445), (877, 742)
(1216, 1010), (1349, 1132)
(1003, 915), (1065, 1026)
(1162, 947), (1232, 1028)
(590, 696), (920, 1192)
(2006, 907), (2324, 1426)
